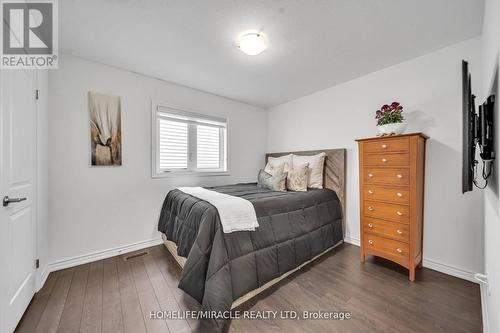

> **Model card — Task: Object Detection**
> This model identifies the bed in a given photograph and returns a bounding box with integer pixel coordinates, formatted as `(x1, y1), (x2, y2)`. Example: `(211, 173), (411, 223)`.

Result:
(157, 148), (346, 329)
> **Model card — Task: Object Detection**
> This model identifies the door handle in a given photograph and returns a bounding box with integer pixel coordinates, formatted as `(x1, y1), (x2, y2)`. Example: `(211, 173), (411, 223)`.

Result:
(3, 196), (27, 207)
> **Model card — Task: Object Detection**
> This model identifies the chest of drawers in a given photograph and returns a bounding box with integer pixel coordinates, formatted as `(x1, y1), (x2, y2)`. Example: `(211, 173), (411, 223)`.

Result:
(356, 133), (427, 281)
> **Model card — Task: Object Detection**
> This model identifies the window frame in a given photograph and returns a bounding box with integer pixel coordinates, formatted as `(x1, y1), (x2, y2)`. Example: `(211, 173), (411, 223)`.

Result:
(151, 101), (229, 178)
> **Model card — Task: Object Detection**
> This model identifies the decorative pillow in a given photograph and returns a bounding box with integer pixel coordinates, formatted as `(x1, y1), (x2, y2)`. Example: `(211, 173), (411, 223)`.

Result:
(257, 169), (287, 192)
(293, 152), (326, 189)
(286, 163), (309, 192)
(264, 162), (290, 176)
(266, 154), (292, 174)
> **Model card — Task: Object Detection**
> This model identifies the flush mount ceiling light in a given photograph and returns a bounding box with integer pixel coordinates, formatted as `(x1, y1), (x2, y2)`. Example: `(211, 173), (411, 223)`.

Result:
(237, 32), (267, 56)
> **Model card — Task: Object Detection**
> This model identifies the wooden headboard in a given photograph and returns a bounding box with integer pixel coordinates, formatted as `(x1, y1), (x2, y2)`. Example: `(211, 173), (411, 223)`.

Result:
(265, 149), (346, 221)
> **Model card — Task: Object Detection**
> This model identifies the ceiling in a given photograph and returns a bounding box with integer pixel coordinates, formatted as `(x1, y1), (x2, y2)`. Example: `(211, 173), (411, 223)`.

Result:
(60, 0), (484, 108)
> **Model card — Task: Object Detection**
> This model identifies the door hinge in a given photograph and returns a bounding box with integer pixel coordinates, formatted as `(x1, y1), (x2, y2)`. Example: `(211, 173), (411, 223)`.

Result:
(35, 89), (39, 100)
(35, 259), (39, 269)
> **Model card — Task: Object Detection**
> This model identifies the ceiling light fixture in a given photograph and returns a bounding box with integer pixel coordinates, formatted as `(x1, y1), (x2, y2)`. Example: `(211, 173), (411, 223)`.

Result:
(238, 32), (267, 56)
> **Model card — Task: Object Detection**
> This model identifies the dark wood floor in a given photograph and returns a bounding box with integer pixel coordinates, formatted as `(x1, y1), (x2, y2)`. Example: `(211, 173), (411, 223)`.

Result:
(15, 243), (482, 333)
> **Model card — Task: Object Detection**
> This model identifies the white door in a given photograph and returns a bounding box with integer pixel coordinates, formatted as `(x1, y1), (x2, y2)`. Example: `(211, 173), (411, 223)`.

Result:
(0, 69), (38, 333)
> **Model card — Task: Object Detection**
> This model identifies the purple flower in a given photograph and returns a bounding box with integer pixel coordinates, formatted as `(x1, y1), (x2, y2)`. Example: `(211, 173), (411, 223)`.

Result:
(375, 101), (404, 123)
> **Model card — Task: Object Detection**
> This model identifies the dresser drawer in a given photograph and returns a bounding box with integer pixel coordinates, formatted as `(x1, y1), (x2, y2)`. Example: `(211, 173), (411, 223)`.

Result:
(364, 201), (409, 223)
(364, 185), (409, 204)
(363, 168), (409, 185)
(363, 137), (409, 153)
(364, 234), (409, 262)
(364, 217), (409, 242)
(363, 153), (409, 167)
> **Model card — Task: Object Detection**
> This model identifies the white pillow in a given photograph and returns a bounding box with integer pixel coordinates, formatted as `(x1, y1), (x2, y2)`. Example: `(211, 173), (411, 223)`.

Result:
(292, 152), (326, 189)
(265, 154), (292, 174)
(264, 162), (287, 176)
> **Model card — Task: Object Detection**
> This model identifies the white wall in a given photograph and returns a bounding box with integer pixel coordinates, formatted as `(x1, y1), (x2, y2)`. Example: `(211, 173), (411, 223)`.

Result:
(481, 0), (500, 330)
(48, 54), (267, 264)
(267, 38), (484, 277)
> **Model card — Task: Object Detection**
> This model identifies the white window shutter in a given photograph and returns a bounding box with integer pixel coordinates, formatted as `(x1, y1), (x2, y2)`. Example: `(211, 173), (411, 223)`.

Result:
(197, 125), (220, 169)
(158, 118), (188, 169)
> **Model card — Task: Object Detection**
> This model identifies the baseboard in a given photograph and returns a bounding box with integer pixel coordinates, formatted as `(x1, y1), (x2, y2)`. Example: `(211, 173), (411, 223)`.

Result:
(478, 281), (490, 333)
(38, 238), (163, 290)
(421, 258), (478, 283)
(344, 235), (360, 246)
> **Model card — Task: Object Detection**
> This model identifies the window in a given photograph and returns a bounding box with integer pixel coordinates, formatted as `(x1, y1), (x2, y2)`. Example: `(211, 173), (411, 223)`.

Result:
(152, 103), (228, 177)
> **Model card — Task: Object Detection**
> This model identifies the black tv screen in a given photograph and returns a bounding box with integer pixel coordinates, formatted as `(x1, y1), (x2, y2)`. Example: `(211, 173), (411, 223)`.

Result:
(462, 60), (475, 193)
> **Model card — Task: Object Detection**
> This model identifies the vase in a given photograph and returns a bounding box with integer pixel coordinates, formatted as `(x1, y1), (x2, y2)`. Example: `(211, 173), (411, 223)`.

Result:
(377, 122), (407, 135)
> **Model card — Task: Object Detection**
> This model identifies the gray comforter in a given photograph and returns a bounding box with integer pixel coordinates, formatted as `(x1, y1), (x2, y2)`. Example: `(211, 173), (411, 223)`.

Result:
(157, 183), (343, 330)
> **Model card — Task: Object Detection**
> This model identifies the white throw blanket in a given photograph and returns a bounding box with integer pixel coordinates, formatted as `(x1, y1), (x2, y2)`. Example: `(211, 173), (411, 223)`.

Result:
(178, 187), (259, 233)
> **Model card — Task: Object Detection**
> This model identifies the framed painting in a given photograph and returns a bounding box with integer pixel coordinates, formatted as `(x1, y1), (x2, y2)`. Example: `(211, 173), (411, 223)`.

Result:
(88, 92), (122, 166)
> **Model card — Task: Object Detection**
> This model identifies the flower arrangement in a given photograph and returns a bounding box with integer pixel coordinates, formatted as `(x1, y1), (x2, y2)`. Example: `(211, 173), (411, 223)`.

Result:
(375, 102), (404, 126)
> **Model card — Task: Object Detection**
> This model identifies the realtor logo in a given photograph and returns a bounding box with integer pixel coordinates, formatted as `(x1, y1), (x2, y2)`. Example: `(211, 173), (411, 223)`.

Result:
(1, 0), (58, 69)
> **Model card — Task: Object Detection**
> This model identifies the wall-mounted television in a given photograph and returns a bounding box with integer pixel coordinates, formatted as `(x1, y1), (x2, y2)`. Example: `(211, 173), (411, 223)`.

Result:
(462, 60), (495, 193)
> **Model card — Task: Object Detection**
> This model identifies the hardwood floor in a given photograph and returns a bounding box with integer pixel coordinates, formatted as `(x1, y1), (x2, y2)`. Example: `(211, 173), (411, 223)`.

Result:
(15, 243), (482, 333)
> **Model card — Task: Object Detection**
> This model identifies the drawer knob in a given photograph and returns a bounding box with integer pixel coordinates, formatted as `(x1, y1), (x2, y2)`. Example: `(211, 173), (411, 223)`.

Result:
(396, 192), (403, 197)
(368, 206), (374, 211)
(381, 144), (388, 149)
(368, 190), (374, 194)
(368, 173), (374, 178)
(396, 229), (403, 235)
(368, 240), (374, 245)
(396, 174), (403, 179)
(381, 158), (388, 163)
(396, 211), (403, 216)
(396, 248), (403, 254)
(368, 223), (373, 228)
